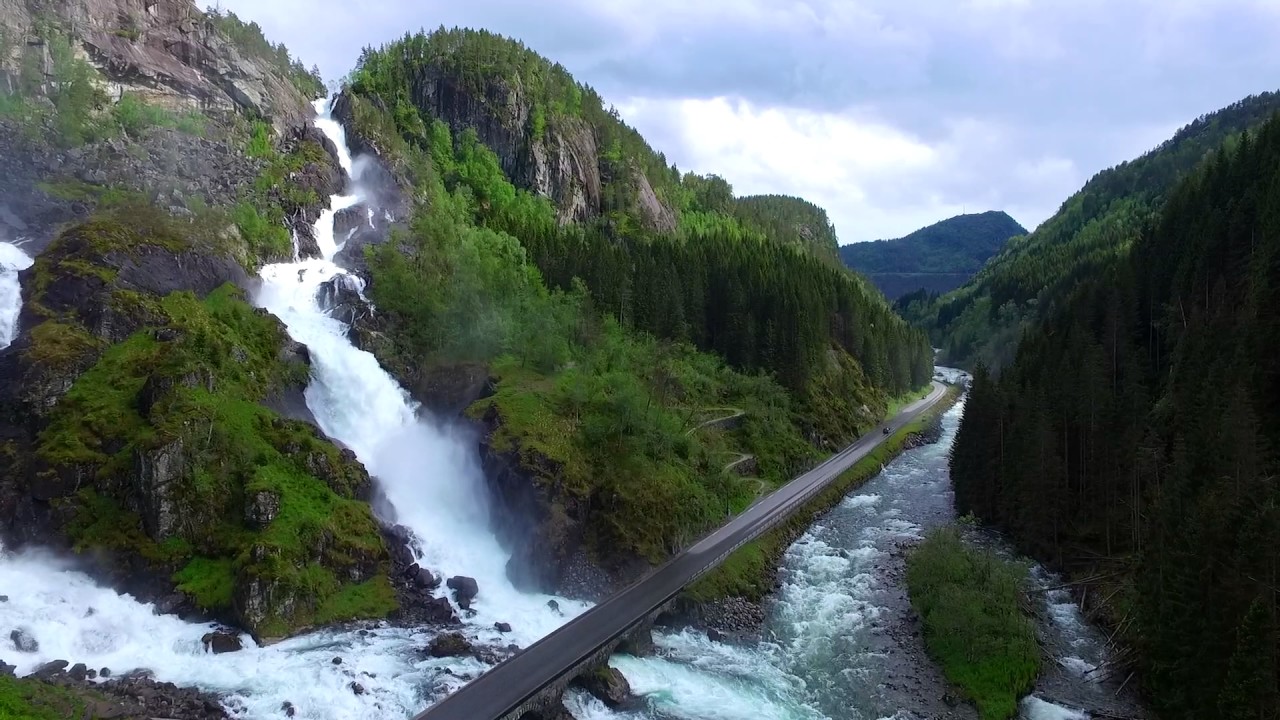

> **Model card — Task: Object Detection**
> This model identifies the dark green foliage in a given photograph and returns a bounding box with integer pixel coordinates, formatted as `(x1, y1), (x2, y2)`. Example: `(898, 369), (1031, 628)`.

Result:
(906, 528), (1039, 720)
(914, 92), (1280, 370)
(841, 211), (1027, 300)
(731, 194), (842, 262)
(204, 6), (324, 98)
(950, 113), (1280, 719)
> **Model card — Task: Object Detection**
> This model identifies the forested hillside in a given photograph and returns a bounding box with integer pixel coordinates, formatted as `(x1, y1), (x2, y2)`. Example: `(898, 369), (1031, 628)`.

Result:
(338, 28), (933, 586)
(840, 211), (1026, 300)
(902, 92), (1280, 370)
(951, 112), (1280, 719)
(731, 194), (841, 262)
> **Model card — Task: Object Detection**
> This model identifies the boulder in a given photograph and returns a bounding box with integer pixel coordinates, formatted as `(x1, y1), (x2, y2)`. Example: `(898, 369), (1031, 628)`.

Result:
(315, 274), (370, 327)
(201, 630), (243, 654)
(0, 660), (15, 676)
(494, 622), (512, 633)
(575, 667), (632, 709)
(350, 681), (365, 696)
(33, 659), (68, 678)
(412, 566), (440, 590)
(446, 576), (478, 609)
(68, 662), (88, 681)
(9, 628), (38, 653)
(427, 632), (473, 658)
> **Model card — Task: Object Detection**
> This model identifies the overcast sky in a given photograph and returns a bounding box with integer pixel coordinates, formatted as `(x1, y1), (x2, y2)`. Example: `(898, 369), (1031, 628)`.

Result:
(215, 0), (1280, 243)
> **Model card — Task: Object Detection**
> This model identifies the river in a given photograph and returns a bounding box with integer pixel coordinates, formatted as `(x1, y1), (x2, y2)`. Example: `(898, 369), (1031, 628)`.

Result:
(565, 391), (1146, 720)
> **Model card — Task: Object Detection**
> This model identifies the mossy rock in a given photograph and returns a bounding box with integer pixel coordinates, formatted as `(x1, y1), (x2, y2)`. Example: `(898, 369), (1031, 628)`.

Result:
(31, 284), (395, 636)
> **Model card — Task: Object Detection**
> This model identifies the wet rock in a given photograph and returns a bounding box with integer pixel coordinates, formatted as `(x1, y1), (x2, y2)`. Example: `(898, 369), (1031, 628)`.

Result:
(494, 622), (512, 633)
(412, 566), (440, 590)
(446, 576), (478, 609)
(202, 630), (243, 654)
(100, 667), (111, 677)
(350, 681), (365, 695)
(282, 701), (297, 717)
(86, 668), (97, 679)
(707, 628), (723, 642)
(0, 595), (7, 602)
(422, 596), (460, 625)
(547, 599), (560, 613)
(575, 667), (632, 708)
(617, 628), (655, 657)
(244, 489), (281, 529)
(316, 274), (370, 327)
(428, 632), (474, 658)
(68, 662), (88, 681)
(0, 660), (14, 676)
(9, 628), (38, 653)
(383, 525), (416, 569)
(33, 659), (67, 678)
(407, 362), (495, 418)
(332, 656), (342, 665)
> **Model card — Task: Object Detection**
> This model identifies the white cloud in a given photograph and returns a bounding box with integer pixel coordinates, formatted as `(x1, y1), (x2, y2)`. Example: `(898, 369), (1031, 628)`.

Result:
(216, 0), (1280, 244)
(616, 97), (1060, 242)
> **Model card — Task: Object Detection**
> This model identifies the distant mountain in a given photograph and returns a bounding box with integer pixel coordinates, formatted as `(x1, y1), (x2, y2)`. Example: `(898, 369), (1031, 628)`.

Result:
(838, 211), (1027, 299)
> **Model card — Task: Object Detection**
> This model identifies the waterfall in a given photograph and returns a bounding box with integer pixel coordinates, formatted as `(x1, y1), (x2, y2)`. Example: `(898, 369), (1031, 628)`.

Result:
(256, 96), (590, 643)
(0, 96), (589, 719)
(0, 240), (33, 346)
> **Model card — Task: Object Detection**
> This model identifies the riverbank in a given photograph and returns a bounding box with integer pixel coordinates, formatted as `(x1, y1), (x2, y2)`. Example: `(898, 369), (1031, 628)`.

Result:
(671, 383), (964, 633)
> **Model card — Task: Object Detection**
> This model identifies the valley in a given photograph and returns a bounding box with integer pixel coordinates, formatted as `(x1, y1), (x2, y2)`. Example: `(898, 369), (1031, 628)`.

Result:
(2, 2), (1277, 720)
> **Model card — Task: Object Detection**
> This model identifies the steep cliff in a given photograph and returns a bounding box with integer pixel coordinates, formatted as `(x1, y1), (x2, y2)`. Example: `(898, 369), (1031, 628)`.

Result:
(0, 0), (316, 130)
(346, 28), (680, 233)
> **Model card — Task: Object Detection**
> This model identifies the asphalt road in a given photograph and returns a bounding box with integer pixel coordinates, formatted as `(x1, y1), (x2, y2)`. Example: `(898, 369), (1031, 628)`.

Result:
(416, 381), (950, 720)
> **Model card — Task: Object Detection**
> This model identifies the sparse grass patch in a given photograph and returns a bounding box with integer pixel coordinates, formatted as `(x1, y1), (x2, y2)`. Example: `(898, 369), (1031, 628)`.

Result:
(906, 527), (1040, 720)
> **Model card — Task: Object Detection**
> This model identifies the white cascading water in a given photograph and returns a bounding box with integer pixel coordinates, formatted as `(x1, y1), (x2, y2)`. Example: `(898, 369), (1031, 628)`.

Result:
(0, 97), (590, 720)
(0, 239), (34, 344)
(256, 97), (593, 643)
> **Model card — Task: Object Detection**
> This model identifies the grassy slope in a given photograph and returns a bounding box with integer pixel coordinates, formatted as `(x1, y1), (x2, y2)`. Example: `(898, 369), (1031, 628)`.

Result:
(684, 384), (960, 602)
(905, 527), (1040, 720)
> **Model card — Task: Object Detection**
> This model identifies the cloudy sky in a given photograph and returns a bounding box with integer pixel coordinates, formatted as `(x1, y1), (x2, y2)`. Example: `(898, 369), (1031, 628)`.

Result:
(216, 0), (1280, 243)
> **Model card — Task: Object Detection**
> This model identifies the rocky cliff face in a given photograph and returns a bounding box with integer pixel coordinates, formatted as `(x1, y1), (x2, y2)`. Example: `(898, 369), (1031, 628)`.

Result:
(0, 0), (314, 130)
(408, 68), (601, 226)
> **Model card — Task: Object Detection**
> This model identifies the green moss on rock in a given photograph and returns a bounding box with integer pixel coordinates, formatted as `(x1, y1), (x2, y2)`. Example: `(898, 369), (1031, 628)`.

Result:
(38, 284), (394, 636)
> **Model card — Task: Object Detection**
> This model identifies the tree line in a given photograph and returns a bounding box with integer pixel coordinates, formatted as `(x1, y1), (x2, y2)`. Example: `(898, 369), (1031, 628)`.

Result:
(950, 113), (1280, 719)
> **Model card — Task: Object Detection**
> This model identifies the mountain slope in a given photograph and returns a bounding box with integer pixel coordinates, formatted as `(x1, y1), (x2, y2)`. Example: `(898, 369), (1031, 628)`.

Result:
(839, 210), (1026, 299)
(903, 92), (1280, 369)
(732, 194), (841, 263)
(951, 110), (1280, 720)
(341, 27), (934, 591)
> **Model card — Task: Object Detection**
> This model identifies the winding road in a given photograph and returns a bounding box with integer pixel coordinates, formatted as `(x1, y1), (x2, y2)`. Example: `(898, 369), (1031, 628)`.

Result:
(416, 381), (950, 720)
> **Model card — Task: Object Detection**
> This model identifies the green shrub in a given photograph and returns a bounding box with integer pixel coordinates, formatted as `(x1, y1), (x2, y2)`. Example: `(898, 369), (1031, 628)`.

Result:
(906, 527), (1040, 719)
